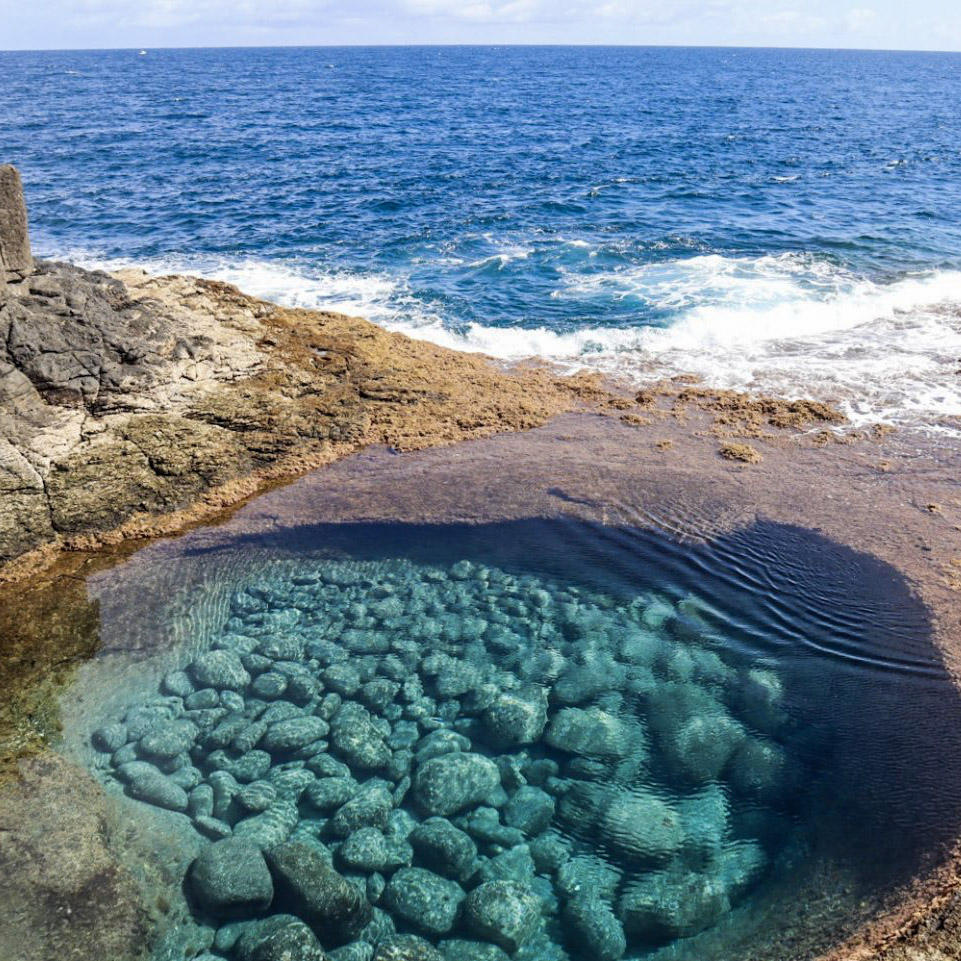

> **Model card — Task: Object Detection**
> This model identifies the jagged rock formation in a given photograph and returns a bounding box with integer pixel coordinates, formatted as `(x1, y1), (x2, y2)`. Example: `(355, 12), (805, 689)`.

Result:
(0, 167), (603, 576)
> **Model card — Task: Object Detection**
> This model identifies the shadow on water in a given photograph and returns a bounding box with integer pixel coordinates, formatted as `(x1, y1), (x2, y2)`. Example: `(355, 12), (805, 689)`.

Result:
(76, 514), (961, 959)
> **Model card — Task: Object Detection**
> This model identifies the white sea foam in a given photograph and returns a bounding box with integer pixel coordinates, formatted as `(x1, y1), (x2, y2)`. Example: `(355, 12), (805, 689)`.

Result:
(69, 249), (961, 431)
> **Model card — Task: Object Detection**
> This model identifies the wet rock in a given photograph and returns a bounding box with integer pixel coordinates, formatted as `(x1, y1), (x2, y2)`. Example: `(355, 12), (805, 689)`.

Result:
(599, 792), (683, 865)
(209, 769), (241, 820)
(481, 687), (548, 747)
(92, 722), (127, 753)
(412, 752), (501, 817)
(716, 840), (767, 899)
(677, 784), (728, 867)
(331, 702), (392, 771)
(617, 871), (730, 942)
(454, 806), (524, 849)
(251, 672), (288, 699)
(464, 880), (541, 954)
(338, 827), (404, 873)
(562, 895), (626, 961)
(439, 940), (509, 961)
(163, 669), (195, 697)
(138, 718), (198, 758)
(414, 729), (471, 763)
(332, 942), (375, 961)
(361, 678), (401, 713)
(237, 780), (278, 813)
(261, 716), (329, 753)
(529, 833), (570, 874)
(270, 767), (316, 801)
(189, 650), (251, 691)
(309, 754), (352, 779)
(186, 689), (222, 710)
(236, 915), (330, 961)
(544, 707), (636, 759)
(195, 815), (233, 839)
(189, 838), (273, 918)
(189, 783), (215, 818)
(383, 867), (465, 936)
(233, 800), (299, 849)
(662, 712), (746, 784)
(556, 854), (621, 901)
(552, 661), (623, 705)
(329, 783), (394, 837)
(307, 776), (360, 811)
(733, 667), (789, 734)
(126, 765), (189, 812)
(726, 737), (787, 802)
(474, 844), (536, 886)
(503, 786), (555, 837)
(266, 841), (372, 944)
(208, 748), (272, 783)
(409, 817), (477, 882)
(324, 663), (362, 696)
(373, 935), (445, 961)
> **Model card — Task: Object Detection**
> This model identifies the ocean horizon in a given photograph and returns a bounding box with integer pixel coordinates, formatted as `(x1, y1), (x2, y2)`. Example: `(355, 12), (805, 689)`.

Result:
(3, 44), (961, 429)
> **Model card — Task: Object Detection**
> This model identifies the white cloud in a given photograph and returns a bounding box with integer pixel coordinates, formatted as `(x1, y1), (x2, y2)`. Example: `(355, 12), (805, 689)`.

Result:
(846, 6), (876, 31)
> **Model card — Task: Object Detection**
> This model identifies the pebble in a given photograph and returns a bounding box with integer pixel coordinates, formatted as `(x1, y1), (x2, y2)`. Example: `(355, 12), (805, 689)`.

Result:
(464, 880), (541, 954)
(412, 753), (501, 817)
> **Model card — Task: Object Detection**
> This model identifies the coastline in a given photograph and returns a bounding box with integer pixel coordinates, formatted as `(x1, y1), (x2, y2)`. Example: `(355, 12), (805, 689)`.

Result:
(2, 262), (961, 961)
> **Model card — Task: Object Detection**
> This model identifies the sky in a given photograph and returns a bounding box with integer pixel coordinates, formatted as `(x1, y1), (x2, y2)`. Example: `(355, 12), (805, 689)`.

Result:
(0, 0), (959, 52)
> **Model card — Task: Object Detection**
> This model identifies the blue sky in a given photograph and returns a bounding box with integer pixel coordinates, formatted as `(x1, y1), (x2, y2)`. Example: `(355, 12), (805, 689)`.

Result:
(0, 0), (959, 51)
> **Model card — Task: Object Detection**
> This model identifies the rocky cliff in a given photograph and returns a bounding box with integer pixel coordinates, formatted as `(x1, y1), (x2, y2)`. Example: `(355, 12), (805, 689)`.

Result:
(0, 168), (606, 579)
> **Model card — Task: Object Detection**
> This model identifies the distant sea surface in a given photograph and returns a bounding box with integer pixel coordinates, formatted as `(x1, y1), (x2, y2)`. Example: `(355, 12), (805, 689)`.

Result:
(3, 46), (961, 428)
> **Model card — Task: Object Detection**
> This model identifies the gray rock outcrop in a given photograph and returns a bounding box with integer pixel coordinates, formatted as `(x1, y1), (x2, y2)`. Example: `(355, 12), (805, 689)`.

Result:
(0, 164), (32, 283)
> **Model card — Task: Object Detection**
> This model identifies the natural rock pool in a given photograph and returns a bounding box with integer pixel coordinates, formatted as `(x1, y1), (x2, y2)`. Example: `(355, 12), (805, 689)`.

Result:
(59, 513), (961, 961)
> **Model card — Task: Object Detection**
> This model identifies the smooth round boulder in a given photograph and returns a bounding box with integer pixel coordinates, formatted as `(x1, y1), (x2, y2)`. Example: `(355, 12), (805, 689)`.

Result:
(561, 895), (626, 961)
(599, 792), (683, 865)
(266, 841), (372, 945)
(409, 818), (477, 882)
(383, 867), (465, 936)
(617, 871), (730, 943)
(236, 915), (329, 961)
(189, 838), (273, 918)
(373, 935), (445, 961)
(412, 753), (501, 817)
(464, 880), (541, 954)
(189, 650), (251, 691)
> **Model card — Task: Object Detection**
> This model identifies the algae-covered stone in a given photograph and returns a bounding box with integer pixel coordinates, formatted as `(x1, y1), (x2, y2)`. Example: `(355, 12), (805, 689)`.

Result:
(617, 871), (730, 942)
(662, 713), (746, 784)
(439, 940), (509, 961)
(562, 895), (626, 961)
(544, 707), (635, 759)
(338, 827), (398, 873)
(307, 777), (360, 811)
(329, 783), (394, 837)
(189, 650), (251, 691)
(163, 670), (195, 697)
(383, 867), (465, 936)
(261, 716), (329, 753)
(481, 687), (548, 746)
(189, 837), (273, 918)
(266, 841), (372, 944)
(233, 800), (299, 849)
(251, 672), (288, 700)
(474, 844), (536, 887)
(504, 785), (555, 837)
(599, 792), (683, 865)
(237, 780), (278, 813)
(208, 748), (272, 783)
(409, 817), (477, 882)
(530, 833), (570, 874)
(126, 765), (189, 812)
(236, 915), (329, 961)
(92, 722), (127, 753)
(464, 880), (541, 954)
(412, 753), (501, 817)
(414, 729), (471, 763)
(139, 719), (198, 758)
(331, 702), (391, 771)
(373, 935), (445, 961)
(556, 854), (621, 901)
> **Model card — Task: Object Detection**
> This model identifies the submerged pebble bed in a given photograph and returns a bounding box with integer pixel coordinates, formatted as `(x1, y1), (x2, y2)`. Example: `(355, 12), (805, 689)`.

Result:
(90, 557), (802, 961)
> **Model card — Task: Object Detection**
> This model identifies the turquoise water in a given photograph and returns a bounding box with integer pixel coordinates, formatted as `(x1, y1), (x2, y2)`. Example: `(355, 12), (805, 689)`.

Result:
(80, 518), (961, 961)
(3, 47), (961, 425)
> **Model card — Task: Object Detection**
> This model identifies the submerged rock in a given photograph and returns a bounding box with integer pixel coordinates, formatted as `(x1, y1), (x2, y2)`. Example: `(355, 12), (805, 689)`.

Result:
(412, 753), (501, 817)
(236, 915), (330, 961)
(562, 895), (626, 961)
(599, 792), (683, 865)
(409, 817), (477, 882)
(618, 871), (730, 943)
(189, 838), (273, 918)
(189, 650), (251, 691)
(383, 867), (465, 935)
(481, 687), (548, 746)
(373, 934), (445, 961)
(266, 841), (372, 944)
(464, 880), (541, 954)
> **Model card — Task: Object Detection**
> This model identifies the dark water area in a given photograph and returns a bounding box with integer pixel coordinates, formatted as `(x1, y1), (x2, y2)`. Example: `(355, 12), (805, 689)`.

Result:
(2, 46), (961, 423)
(67, 513), (961, 961)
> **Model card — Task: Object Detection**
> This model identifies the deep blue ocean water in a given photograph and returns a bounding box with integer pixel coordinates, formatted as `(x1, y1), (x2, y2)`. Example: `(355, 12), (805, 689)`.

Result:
(2, 46), (961, 425)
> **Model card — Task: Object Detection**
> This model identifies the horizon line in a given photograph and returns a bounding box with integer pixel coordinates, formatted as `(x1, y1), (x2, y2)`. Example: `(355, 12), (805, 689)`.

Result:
(2, 41), (961, 55)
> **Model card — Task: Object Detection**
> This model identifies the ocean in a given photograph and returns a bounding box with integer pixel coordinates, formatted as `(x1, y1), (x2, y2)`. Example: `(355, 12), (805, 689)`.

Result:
(2, 45), (961, 428)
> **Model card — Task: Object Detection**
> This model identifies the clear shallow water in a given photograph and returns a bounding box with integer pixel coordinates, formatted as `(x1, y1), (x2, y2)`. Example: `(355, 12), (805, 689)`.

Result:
(70, 517), (961, 961)
(2, 46), (961, 427)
